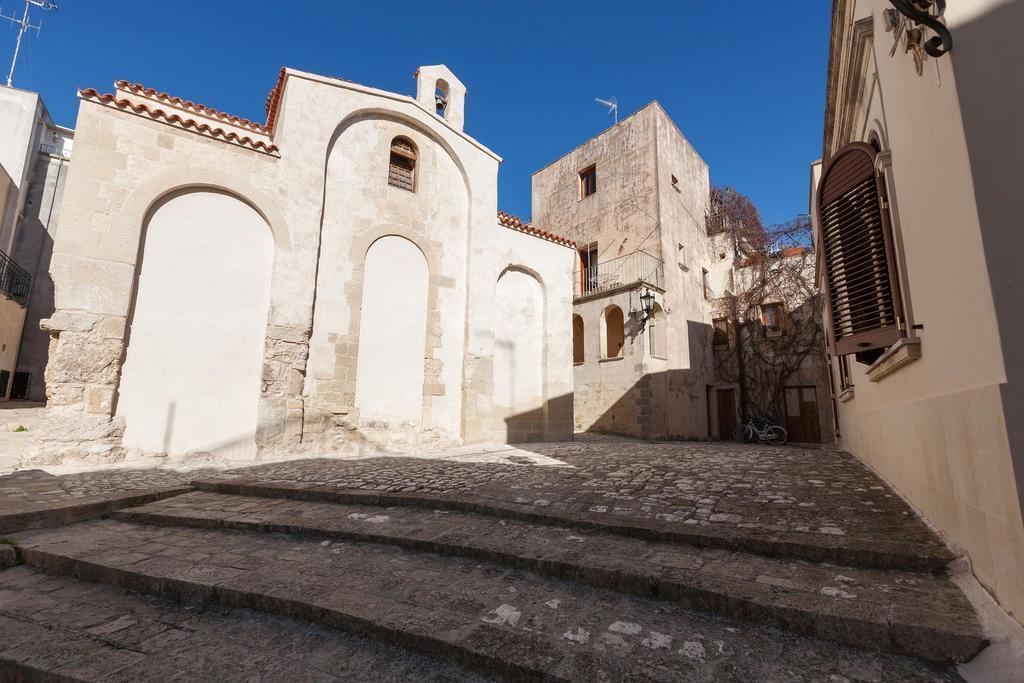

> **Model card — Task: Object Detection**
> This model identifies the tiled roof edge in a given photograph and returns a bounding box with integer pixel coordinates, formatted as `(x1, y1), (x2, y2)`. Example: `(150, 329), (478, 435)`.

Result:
(79, 89), (279, 155)
(497, 211), (577, 249)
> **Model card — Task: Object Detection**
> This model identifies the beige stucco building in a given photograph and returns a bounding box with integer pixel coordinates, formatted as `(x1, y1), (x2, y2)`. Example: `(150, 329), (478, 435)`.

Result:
(532, 102), (717, 440)
(0, 85), (72, 402)
(812, 0), (1024, 623)
(33, 64), (575, 465)
(709, 227), (835, 445)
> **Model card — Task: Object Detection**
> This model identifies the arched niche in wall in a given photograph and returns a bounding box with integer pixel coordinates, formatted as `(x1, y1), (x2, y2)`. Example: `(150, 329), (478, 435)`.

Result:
(118, 189), (274, 459)
(602, 304), (625, 359)
(572, 314), (585, 363)
(493, 268), (544, 415)
(354, 235), (429, 422)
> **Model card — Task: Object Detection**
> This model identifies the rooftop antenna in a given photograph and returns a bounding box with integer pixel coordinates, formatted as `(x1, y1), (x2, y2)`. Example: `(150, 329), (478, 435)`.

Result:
(0, 1), (57, 88)
(595, 96), (618, 124)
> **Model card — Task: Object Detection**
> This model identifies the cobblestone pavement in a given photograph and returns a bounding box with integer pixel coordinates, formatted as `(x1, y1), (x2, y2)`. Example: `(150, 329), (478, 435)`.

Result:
(215, 439), (950, 564)
(14, 520), (963, 682)
(0, 565), (482, 682)
(0, 439), (950, 563)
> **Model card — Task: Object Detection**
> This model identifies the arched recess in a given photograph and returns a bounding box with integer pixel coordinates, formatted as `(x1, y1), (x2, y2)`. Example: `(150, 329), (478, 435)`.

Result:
(572, 314), (585, 363)
(354, 235), (429, 421)
(116, 168), (290, 254)
(493, 268), (544, 416)
(648, 303), (666, 357)
(602, 305), (625, 359)
(118, 189), (274, 459)
(306, 107), (475, 438)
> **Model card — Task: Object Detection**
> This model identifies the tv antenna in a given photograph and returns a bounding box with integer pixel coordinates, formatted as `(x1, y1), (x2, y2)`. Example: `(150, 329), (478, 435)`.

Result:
(595, 96), (618, 124)
(0, 1), (57, 88)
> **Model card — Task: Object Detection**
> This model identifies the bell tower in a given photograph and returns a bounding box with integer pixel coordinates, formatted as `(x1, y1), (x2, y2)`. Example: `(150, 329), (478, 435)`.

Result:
(415, 65), (466, 131)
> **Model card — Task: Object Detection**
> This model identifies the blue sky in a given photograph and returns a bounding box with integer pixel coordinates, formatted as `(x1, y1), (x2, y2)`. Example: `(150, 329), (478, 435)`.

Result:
(3, 1), (830, 227)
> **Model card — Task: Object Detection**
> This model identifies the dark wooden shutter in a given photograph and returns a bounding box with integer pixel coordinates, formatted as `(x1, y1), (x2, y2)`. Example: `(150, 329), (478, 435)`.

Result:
(816, 142), (903, 356)
(388, 138), (417, 192)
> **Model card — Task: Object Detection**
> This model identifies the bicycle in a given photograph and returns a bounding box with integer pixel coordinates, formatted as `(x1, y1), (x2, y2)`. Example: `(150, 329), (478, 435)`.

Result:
(733, 418), (788, 446)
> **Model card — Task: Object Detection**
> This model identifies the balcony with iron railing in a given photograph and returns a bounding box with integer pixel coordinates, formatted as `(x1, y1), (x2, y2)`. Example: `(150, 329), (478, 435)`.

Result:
(572, 249), (664, 299)
(0, 249), (31, 307)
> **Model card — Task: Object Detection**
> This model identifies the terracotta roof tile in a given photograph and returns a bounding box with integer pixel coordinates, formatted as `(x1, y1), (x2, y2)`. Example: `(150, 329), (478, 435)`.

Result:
(497, 211), (576, 248)
(115, 81), (268, 132)
(264, 67), (287, 133)
(79, 88), (279, 155)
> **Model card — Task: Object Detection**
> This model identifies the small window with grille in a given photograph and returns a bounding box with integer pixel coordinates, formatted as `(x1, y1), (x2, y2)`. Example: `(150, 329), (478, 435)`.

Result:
(388, 137), (417, 192)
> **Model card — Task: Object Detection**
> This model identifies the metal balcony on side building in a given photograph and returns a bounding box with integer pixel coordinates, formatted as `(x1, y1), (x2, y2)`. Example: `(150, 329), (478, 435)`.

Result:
(572, 249), (664, 300)
(0, 248), (31, 307)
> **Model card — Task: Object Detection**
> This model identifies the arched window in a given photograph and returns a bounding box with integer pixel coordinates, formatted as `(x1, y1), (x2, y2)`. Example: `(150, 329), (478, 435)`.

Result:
(572, 314), (585, 363)
(602, 305), (625, 359)
(434, 79), (450, 117)
(648, 303), (666, 357)
(388, 136), (417, 192)
(815, 142), (903, 357)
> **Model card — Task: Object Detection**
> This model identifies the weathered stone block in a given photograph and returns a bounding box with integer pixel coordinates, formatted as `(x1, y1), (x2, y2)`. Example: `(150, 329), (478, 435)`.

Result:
(46, 332), (123, 385)
(93, 316), (127, 339)
(85, 385), (114, 414)
(39, 310), (99, 333)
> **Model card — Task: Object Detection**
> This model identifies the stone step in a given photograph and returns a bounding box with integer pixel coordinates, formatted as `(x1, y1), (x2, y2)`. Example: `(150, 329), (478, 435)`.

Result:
(13, 520), (967, 681)
(0, 565), (483, 681)
(113, 490), (986, 663)
(0, 485), (191, 534)
(192, 477), (954, 572)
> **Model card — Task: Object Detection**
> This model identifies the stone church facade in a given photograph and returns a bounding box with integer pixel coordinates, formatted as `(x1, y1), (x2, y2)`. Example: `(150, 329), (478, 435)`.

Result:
(35, 65), (575, 465)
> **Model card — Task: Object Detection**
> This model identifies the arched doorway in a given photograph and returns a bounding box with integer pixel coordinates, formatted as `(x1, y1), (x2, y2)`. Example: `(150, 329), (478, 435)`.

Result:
(354, 235), (429, 422)
(493, 269), (544, 420)
(118, 190), (274, 459)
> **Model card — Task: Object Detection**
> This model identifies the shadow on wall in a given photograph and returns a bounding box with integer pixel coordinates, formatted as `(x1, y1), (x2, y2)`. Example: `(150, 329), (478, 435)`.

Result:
(10, 202), (56, 402)
(953, 1), (1024, 526)
(579, 319), (715, 441)
(503, 392), (574, 444)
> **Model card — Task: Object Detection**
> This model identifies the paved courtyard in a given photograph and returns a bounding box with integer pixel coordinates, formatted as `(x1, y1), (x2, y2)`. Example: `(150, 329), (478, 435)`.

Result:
(0, 437), (1001, 680)
(3, 438), (947, 565)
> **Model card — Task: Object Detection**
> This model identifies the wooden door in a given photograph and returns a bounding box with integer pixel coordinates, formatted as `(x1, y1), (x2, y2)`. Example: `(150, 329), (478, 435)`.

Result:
(717, 388), (736, 440)
(785, 386), (822, 443)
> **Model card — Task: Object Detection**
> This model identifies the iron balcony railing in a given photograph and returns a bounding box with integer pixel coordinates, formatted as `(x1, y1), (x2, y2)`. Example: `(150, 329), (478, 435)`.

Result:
(573, 249), (664, 298)
(0, 249), (31, 306)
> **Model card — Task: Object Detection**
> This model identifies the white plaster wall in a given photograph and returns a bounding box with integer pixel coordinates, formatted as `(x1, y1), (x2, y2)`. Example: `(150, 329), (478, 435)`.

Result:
(476, 222), (576, 441)
(307, 108), (470, 440)
(117, 190), (273, 459)
(355, 236), (428, 421)
(0, 87), (40, 254)
(493, 270), (543, 412)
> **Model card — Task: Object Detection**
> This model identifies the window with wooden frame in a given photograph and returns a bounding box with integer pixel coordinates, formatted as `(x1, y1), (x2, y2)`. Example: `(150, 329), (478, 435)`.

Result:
(388, 137), (417, 192)
(712, 317), (730, 346)
(761, 302), (786, 336)
(816, 142), (904, 357)
(579, 164), (597, 199)
(837, 354), (852, 390)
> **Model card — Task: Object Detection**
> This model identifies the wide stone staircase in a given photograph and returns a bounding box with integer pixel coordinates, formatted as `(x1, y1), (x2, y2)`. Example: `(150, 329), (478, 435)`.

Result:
(1, 475), (988, 681)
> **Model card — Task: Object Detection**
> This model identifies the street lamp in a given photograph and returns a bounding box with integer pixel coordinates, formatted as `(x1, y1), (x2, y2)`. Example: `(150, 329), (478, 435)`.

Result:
(639, 287), (655, 321)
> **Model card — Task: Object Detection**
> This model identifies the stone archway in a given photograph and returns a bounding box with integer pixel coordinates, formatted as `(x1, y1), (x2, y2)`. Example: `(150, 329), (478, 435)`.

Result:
(117, 189), (273, 459)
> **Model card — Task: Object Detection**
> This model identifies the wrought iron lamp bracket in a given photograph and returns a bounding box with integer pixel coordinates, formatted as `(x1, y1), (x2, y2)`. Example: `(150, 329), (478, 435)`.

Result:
(886, 0), (952, 57)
